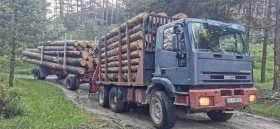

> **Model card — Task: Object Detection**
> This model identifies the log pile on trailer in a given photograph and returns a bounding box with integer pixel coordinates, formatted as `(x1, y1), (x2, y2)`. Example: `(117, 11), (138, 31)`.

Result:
(98, 12), (179, 85)
(22, 40), (96, 75)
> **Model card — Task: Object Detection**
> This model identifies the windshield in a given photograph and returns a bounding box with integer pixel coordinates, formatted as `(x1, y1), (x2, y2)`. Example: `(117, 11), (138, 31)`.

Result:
(189, 23), (248, 55)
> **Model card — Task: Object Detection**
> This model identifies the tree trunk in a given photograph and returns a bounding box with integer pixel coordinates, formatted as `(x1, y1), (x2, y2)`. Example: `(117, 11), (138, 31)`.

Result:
(273, 0), (280, 91)
(22, 51), (87, 66)
(23, 58), (85, 75)
(246, 0), (252, 42)
(261, 0), (272, 83)
(9, 8), (18, 87)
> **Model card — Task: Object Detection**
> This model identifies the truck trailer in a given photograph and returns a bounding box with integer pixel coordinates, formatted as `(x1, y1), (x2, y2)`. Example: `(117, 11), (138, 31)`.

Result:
(89, 13), (257, 129)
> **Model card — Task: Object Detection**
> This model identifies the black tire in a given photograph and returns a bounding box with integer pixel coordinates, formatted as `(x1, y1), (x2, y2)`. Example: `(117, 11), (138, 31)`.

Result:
(207, 110), (233, 122)
(149, 91), (176, 129)
(74, 76), (80, 90)
(109, 87), (124, 113)
(98, 85), (110, 107)
(33, 68), (46, 80)
(57, 74), (68, 80)
(66, 77), (76, 90)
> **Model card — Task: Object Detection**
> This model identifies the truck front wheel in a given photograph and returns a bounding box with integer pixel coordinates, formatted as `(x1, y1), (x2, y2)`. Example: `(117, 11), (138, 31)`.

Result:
(207, 110), (233, 122)
(149, 91), (176, 129)
(98, 85), (110, 107)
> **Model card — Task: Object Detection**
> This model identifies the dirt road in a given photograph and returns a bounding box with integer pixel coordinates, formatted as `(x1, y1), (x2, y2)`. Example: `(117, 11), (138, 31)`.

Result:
(17, 75), (280, 129)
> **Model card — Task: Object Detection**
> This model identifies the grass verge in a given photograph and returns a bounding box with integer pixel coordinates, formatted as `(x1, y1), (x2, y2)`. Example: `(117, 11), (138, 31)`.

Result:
(249, 103), (280, 119)
(0, 79), (107, 129)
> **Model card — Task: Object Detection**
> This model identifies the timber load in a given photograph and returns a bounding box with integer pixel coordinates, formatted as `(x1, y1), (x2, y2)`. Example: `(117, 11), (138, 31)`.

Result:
(99, 12), (185, 83)
(22, 40), (97, 75)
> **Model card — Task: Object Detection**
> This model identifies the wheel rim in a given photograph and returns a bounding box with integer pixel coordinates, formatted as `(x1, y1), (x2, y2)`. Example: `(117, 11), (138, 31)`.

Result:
(110, 91), (117, 108)
(150, 97), (163, 124)
(99, 89), (104, 104)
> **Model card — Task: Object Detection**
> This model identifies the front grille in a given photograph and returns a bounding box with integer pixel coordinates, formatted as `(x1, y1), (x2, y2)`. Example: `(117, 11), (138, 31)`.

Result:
(201, 71), (252, 83)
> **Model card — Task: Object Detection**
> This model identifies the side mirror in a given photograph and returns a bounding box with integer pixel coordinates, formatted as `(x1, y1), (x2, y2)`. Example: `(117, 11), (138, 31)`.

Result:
(173, 23), (184, 34)
(172, 34), (178, 51)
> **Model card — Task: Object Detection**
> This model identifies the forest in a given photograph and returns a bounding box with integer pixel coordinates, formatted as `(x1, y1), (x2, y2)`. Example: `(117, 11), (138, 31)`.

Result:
(1, 0), (280, 128)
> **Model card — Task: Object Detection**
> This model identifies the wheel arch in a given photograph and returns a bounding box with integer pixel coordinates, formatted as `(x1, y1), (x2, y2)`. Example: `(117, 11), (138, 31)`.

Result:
(146, 77), (176, 103)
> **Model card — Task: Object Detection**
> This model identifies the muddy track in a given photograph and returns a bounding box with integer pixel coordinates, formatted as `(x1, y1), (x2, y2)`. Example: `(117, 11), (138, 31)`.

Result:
(16, 75), (280, 129)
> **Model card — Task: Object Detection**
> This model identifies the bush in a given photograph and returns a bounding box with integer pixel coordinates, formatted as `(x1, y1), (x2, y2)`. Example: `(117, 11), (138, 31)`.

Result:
(0, 74), (23, 119)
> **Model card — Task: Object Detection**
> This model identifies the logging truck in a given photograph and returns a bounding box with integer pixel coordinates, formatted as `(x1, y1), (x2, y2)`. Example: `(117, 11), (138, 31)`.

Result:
(89, 13), (257, 129)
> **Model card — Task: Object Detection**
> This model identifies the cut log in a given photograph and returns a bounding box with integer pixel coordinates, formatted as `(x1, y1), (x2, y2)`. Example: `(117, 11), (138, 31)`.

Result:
(102, 24), (142, 48)
(38, 46), (75, 51)
(101, 40), (142, 58)
(26, 49), (86, 58)
(101, 50), (140, 63)
(101, 65), (139, 73)
(123, 73), (137, 81)
(107, 59), (139, 67)
(172, 13), (188, 19)
(22, 51), (87, 66)
(39, 40), (79, 46)
(23, 58), (85, 74)
(87, 61), (94, 69)
(100, 12), (148, 41)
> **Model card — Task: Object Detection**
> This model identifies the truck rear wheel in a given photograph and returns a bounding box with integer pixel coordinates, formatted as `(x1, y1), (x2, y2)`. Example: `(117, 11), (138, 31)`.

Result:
(149, 91), (176, 129)
(109, 87), (124, 113)
(57, 74), (68, 80)
(207, 110), (233, 122)
(66, 77), (77, 90)
(98, 85), (110, 107)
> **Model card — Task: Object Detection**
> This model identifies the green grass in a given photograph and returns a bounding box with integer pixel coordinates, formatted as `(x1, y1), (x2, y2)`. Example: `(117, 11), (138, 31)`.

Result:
(0, 79), (106, 129)
(250, 44), (274, 89)
(14, 62), (35, 74)
(249, 103), (280, 119)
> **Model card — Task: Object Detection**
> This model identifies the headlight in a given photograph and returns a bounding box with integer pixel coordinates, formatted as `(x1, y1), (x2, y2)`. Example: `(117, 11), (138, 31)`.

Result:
(249, 94), (256, 103)
(199, 97), (210, 106)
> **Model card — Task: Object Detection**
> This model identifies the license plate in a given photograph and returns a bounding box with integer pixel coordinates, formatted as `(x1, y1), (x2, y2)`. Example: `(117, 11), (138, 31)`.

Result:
(226, 98), (242, 104)
(224, 76), (236, 80)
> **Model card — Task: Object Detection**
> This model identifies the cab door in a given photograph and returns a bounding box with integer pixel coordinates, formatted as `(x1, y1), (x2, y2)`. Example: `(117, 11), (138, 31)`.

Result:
(154, 23), (190, 85)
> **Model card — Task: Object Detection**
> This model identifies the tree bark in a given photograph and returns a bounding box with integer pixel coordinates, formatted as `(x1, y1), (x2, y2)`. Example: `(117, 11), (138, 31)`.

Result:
(26, 49), (88, 58)
(9, 8), (18, 87)
(38, 46), (75, 51)
(261, 0), (272, 83)
(39, 40), (79, 46)
(23, 58), (86, 75)
(273, 0), (280, 91)
(101, 50), (140, 63)
(22, 51), (87, 66)
(100, 12), (148, 40)
(101, 40), (143, 57)
(246, 0), (252, 42)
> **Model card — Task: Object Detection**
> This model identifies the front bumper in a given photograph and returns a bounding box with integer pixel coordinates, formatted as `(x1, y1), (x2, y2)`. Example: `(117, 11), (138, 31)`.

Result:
(189, 88), (257, 111)
(174, 88), (257, 111)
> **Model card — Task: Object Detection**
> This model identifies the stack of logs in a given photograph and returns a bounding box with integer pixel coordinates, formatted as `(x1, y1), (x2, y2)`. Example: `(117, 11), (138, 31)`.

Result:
(22, 40), (96, 75)
(99, 12), (187, 82)
(99, 12), (149, 82)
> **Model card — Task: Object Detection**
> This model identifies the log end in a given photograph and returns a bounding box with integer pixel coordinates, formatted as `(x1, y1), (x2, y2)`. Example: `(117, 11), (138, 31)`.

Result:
(82, 51), (89, 59)
(80, 59), (87, 66)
